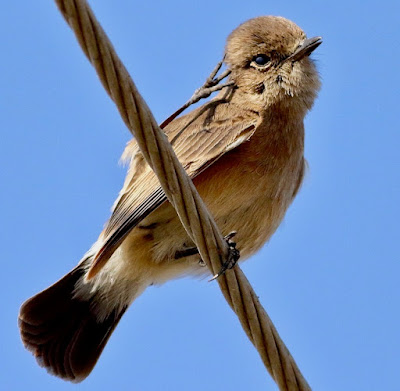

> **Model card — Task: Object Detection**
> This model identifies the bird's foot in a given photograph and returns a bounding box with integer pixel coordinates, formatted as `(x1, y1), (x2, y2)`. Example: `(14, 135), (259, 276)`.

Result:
(174, 232), (240, 279)
(209, 231), (240, 281)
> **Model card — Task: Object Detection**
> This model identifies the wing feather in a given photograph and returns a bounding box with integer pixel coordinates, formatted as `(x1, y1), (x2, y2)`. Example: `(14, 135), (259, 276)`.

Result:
(89, 100), (259, 277)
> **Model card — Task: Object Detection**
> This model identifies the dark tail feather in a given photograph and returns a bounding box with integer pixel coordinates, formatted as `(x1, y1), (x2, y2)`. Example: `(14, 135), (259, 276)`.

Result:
(18, 265), (126, 383)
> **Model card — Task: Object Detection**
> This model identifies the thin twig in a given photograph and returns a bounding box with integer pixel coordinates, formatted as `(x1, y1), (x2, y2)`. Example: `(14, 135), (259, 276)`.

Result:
(160, 58), (233, 129)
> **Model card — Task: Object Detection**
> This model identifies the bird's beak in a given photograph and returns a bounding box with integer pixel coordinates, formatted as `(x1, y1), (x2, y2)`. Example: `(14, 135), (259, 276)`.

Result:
(287, 36), (322, 62)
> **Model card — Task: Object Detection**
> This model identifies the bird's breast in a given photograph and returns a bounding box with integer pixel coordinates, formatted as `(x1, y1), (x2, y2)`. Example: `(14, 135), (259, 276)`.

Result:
(193, 118), (305, 258)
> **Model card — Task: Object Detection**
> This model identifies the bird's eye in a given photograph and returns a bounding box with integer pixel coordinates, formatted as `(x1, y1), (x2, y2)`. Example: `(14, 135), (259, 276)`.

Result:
(253, 54), (271, 66)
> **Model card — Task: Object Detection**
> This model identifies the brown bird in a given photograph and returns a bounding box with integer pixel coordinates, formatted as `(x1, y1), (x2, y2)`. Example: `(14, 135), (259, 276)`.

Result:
(19, 16), (321, 382)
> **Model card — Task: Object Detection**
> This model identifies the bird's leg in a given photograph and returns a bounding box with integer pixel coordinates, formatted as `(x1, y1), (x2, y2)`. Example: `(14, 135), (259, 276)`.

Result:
(209, 231), (240, 281)
(174, 231), (240, 275)
(160, 57), (234, 129)
(174, 245), (205, 267)
(174, 246), (200, 259)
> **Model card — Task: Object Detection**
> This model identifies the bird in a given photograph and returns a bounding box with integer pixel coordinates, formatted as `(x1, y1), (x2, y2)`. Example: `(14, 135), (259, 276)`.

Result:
(18, 15), (321, 382)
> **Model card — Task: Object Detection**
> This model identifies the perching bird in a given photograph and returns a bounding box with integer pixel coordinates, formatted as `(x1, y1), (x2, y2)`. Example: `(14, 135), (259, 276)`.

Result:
(19, 16), (321, 382)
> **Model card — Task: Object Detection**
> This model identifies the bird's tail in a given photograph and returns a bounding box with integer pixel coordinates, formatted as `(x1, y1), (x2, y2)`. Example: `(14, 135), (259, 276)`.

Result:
(18, 260), (129, 383)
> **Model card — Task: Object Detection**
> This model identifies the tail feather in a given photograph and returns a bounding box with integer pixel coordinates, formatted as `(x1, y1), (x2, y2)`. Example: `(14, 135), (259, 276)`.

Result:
(18, 264), (126, 382)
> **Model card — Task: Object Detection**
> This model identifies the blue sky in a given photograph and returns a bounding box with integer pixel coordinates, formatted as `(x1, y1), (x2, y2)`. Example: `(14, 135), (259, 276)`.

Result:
(1, 1), (399, 390)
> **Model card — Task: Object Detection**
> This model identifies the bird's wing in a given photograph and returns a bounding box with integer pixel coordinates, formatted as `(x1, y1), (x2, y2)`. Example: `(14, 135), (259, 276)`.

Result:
(89, 101), (259, 278)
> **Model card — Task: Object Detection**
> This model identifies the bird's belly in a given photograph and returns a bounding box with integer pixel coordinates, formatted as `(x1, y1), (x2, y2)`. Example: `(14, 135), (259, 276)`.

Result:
(192, 149), (302, 259)
(121, 144), (303, 283)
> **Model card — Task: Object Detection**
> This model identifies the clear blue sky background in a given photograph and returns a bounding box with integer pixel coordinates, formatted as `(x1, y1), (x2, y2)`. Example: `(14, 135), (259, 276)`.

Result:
(1, 1), (399, 390)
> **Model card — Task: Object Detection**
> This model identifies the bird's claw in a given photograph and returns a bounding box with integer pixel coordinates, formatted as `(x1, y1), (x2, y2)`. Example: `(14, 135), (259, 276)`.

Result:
(209, 231), (240, 281)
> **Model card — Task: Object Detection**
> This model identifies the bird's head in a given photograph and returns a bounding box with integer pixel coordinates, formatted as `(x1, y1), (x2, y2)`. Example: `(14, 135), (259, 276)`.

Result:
(225, 16), (321, 113)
